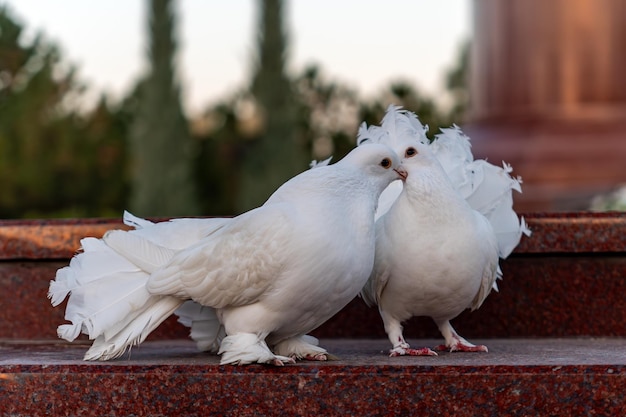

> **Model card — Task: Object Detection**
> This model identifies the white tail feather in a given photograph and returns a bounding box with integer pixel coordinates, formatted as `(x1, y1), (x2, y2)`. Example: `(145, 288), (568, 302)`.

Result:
(175, 301), (224, 353)
(84, 296), (183, 361)
(104, 230), (176, 274)
(63, 272), (152, 340)
(357, 106), (530, 260)
(123, 210), (154, 229)
(49, 212), (207, 360)
(48, 238), (140, 307)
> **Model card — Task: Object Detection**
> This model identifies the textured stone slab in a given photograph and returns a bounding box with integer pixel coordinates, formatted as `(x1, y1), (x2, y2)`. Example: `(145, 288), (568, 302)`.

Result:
(1, 212), (625, 341)
(1, 339), (625, 416)
(2, 254), (626, 340)
(1, 212), (625, 260)
(0, 218), (127, 260)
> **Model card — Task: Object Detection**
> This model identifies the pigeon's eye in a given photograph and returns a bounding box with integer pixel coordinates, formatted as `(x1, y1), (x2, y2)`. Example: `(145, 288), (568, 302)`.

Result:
(405, 147), (418, 158)
(380, 158), (392, 169)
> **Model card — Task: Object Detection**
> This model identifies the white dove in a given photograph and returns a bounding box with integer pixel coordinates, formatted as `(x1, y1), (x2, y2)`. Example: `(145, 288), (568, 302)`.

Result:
(49, 143), (407, 365)
(359, 106), (530, 356)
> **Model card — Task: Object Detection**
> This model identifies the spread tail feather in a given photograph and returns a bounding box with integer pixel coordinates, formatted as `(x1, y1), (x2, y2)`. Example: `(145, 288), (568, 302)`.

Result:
(84, 296), (183, 361)
(357, 107), (530, 259)
(431, 126), (530, 258)
(49, 213), (187, 359)
(175, 301), (224, 353)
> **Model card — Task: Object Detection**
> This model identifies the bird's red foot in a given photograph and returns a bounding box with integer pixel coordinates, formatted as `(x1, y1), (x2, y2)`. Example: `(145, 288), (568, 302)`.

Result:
(389, 346), (438, 357)
(435, 343), (489, 353)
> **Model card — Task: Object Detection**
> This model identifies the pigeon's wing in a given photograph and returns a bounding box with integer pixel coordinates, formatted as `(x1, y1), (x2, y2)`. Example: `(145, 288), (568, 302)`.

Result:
(360, 220), (393, 307)
(470, 212), (501, 310)
(360, 269), (389, 308)
(145, 204), (293, 308)
(123, 210), (231, 250)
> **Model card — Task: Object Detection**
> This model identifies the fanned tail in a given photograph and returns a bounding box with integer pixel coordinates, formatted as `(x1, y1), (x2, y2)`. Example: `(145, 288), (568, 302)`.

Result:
(432, 126), (531, 258)
(356, 106), (530, 258)
(123, 210), (154, 229)
(48, 212), (191, 360)
(84, 296), (183, 361)
(175, 301), (225, 353)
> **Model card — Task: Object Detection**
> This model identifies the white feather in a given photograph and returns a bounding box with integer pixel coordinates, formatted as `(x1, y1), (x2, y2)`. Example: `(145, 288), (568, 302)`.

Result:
(358, 105), (530, 260)
(175, 300), (224, 353)
(50, 143), (405, 365)
(358, 105), (529, 355)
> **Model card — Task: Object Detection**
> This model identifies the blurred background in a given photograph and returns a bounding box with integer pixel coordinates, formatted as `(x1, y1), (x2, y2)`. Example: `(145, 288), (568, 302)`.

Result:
(0, 0), (625, 219)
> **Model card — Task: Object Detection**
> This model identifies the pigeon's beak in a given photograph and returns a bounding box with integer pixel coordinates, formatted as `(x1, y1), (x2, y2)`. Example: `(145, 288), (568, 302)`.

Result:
(394, 166), (408, 182)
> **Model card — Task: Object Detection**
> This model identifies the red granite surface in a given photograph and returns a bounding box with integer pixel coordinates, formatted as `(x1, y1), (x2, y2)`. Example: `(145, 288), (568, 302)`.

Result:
(1, 339), (625, 416)
(317, 255), (626, 339)
(1, 213), (625, 415)
(1, 212), (625, 340)
(1, 212), (625, 260)
(0, 262), (187, 341)
(513, 212), (626, 253)
(0, 218), (127, 260)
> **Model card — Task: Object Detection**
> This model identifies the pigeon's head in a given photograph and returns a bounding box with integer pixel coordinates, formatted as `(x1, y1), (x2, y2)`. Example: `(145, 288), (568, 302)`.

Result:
(341, 143), (407, 188)
(395, 140), (442, 175)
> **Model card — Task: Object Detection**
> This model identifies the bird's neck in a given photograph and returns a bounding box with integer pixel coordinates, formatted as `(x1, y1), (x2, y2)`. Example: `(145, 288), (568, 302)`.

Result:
(402, 171), (470, 219)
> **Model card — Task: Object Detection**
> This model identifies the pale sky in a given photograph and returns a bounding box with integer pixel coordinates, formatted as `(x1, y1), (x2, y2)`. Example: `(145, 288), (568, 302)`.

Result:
(2, 0), (471, 115)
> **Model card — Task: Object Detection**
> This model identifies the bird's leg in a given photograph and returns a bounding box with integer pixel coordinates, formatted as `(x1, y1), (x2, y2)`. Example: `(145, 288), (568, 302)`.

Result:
(218, 333), (296, 365)
(435, 320), (488, 353)
(273, 335), (335, 361)
(381, 310), (437, 357)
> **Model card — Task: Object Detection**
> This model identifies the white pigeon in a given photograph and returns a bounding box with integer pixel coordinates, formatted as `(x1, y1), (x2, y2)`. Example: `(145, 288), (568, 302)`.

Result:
(359, 106), (530, 356)
(49, 143), (406, 365)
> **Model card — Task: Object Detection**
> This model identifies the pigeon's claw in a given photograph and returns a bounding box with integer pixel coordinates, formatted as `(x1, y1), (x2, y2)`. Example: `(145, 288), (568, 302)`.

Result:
(435, 331), (489, 353)
(302, 352), (329, 361)
(274, 335), (331, 362)
(435, 343), (489, 353)
(271, 356), (297, 366)
(389, 346), (438, 357)
(455, 343), (488, 353)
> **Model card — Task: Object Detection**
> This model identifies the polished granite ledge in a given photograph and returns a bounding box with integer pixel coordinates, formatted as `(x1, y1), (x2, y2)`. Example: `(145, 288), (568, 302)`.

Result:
(1, 339), (625, 416)
(1, 212), (626, 260)
(4, 254), (625, 340)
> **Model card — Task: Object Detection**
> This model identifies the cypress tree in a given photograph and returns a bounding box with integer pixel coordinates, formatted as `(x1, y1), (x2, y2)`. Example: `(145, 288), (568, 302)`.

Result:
(0, 6), (89, 218)
(129, 0), (199, 216)
(236, 0), (307, 212)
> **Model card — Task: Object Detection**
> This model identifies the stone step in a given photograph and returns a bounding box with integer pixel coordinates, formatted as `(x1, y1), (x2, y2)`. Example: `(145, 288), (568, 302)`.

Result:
(1, 213), (625, 340)
(1, 338), (624, 416)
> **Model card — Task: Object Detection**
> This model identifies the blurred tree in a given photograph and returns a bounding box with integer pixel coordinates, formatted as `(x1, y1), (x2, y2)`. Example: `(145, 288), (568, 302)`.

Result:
(293, 64), (360, 162)
(129, 0), (199, 217)
(236, 0), (308, 212)
(76, 95), (132, 217)
(445, 40), (470, 123)
(359, 81), (451, 141)
(0, 6), (128, 218)
(192, 95), (247, 216)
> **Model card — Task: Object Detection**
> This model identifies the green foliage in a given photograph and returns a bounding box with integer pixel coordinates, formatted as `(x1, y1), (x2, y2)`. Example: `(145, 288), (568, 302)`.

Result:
(590, 186), (626, 211)
(192, 97), (247, 216)
(235, 0), (309, 212)
(292, 64), (360, 162)
(445, 40), (470, 123)
(128, 0), (200, 217)
(0, 2), (471, 219)
(359, 81), (453, 143)
(0, 6), (129, 218)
